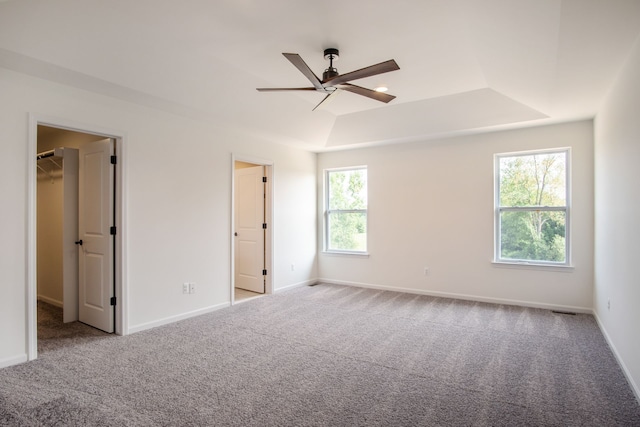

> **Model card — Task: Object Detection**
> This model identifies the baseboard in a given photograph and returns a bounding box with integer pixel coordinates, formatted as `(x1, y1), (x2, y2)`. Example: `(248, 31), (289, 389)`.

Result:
(37, 295), (63, 308)
(127, 302), (230, 334)
(275, 278), (318, 293)
(593, 310), (640, 404)
(127, 279), (319, 334)
(317, 278), (593, 314)
(0, 353), (28, 369)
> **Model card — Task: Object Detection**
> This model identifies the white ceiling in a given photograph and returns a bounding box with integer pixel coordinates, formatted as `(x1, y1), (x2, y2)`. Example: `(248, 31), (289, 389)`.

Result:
(1, 0), (639, 151)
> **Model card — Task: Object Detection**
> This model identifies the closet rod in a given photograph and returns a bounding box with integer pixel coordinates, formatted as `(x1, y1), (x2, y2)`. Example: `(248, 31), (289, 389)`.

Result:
(36, 150), (55, 160)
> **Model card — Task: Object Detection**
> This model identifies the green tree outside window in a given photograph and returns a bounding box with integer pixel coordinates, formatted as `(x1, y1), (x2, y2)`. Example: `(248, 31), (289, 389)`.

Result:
(497, 150), (568, 264)
(326, 168), (367, 252)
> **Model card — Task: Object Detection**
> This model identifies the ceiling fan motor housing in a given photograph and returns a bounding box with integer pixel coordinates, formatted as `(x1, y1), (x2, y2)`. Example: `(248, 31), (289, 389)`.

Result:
(323, 68), (339, 81)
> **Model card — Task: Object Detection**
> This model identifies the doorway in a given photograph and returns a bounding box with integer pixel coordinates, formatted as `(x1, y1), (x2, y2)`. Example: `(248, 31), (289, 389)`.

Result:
(27, 117), (126, 361)
(232, 157), (273, 304)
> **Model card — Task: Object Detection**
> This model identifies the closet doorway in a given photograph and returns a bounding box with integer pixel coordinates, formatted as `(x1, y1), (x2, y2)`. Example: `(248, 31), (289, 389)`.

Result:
(232, 157), (273, 304)
(28, 119), (126, 360)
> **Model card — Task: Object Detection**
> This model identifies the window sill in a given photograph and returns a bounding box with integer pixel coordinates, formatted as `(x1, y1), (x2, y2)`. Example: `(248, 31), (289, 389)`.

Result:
(322, 251), (370, 258)
(492, 261), (574, 272)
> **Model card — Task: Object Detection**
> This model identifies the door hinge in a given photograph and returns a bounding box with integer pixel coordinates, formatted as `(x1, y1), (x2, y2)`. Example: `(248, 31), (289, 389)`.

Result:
(262, 269), (267, 276)
(110, 296), (117, 306)
(110, 226), (117, 235)
(262, 176), (267, 183)
(110, 155), (117, 165)
(262, 223), (267, 229)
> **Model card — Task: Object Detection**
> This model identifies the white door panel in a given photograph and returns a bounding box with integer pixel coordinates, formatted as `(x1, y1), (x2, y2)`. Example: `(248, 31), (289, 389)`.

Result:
(78, 138), (114, 332)
(234, 165), (265, 294)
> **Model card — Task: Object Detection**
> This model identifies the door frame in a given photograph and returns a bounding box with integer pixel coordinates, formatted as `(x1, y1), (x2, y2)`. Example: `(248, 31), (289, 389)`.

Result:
(230, 154), (273, 305)
(27, 114), (128, 360)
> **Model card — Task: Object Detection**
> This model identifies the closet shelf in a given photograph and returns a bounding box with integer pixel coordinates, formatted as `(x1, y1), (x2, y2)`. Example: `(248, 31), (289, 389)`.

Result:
(37, 147), (65, 180)
(37, 147), (65, 161)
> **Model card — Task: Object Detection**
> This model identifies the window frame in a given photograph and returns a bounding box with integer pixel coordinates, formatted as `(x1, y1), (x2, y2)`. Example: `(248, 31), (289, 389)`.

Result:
(494, 148), (571, 267)
(324, 166), (368, 255)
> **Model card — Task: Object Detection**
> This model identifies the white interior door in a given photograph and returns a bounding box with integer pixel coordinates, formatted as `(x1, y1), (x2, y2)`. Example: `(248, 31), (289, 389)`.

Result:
(234, 165), (265, 293)
(78, 138), (114, 332)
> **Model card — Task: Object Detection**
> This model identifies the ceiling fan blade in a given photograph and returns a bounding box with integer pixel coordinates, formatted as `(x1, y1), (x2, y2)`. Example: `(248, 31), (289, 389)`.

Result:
(337, 83), (396, 103)
(312, 90), (340, 111)
(324, 59), (400, 86)
(282, 53), (324, 90)
(257, 87), (317, 92)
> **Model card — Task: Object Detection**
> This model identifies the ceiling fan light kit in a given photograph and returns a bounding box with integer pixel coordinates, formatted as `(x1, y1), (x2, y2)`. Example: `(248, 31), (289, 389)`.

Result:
(257, 48), (400, 111)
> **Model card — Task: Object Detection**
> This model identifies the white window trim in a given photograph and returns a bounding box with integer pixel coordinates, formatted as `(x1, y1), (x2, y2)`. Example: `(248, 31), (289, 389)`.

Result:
(493, 148), (572, 268)
(324, 166), (368, 255)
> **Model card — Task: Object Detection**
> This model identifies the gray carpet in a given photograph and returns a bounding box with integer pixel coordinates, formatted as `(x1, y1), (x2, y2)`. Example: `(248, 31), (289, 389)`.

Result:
(1, 284), (639, 426)
(36, 301), (112, 353)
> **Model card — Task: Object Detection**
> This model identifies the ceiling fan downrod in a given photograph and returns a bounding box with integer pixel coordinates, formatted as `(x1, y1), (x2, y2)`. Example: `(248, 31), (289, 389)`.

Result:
(323, 48), (339, 81)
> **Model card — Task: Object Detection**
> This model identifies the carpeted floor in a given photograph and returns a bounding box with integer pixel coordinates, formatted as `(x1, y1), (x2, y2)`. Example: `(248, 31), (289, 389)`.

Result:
(1, 284), (639, 426)
(36, 301), (112, 354)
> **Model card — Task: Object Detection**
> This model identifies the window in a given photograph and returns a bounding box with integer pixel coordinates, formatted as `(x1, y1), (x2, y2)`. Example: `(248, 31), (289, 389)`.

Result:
(325, 167), (367, 253)
(495, 149), (569, 265)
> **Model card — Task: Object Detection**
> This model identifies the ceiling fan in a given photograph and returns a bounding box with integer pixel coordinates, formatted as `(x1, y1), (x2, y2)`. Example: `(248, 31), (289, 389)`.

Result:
(257, 48), (400, 111)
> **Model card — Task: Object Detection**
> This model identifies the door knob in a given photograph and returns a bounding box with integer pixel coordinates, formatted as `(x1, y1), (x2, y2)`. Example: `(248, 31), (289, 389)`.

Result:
(75, 240), (83, 246)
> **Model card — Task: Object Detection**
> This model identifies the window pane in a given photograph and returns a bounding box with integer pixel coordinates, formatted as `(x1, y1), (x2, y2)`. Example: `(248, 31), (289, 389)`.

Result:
(328, 212), (367, 252)
(500, 210), (566, 263)
(328, 169), (367, 210)
(499, 152), (566, 207)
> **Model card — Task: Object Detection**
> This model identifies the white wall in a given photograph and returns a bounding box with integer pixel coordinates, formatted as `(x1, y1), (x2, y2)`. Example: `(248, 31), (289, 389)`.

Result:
(0, 67), (317, 367)
(318, 121), (594, 311)
(594, 35), (640, 399)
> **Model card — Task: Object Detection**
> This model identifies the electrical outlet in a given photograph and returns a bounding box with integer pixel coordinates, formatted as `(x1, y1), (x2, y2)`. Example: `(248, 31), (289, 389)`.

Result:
(607, 298), (610, 310)
(291, 263), (295, 271)
(182, 283), (189, 294)
(424, 267), (430, 276)
(189, 283), (196, 294)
